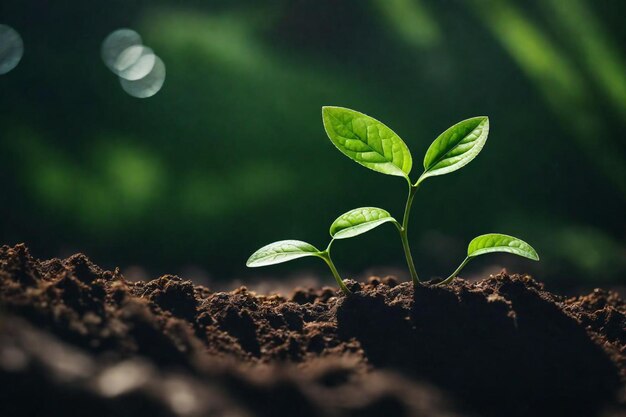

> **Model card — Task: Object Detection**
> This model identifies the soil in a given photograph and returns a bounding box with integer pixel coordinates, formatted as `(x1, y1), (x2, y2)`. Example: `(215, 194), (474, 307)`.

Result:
(0, 243), (624, 417)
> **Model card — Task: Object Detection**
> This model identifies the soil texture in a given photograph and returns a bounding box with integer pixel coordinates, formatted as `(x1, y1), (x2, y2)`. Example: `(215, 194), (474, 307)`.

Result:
(0, 244), (624, 417)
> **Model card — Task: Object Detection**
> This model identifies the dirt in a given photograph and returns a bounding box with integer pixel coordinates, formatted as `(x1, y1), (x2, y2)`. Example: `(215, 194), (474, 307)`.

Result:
(0, 243), (624, 417)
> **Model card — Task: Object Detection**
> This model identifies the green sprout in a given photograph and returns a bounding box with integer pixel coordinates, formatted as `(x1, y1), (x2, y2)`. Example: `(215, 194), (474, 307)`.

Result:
(322, 106), (539, 285)
(247, 107), (539, 295)
(246, 207), (396, 295)
(438, 233), (539, 285)
(246, 238), (351, 295)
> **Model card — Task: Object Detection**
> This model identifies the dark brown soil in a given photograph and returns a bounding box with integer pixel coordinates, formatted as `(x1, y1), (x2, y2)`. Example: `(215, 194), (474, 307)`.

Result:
(0, 244), (624, 417)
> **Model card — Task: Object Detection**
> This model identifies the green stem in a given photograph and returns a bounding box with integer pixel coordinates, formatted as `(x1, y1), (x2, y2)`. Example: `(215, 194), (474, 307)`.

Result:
(320, 250), (351, 295)
(437, 256), (471, 286)
(399, 183), (420, 285)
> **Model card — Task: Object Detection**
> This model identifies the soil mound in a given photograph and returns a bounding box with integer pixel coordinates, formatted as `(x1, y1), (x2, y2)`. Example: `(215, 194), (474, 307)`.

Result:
(0, 244), (623, 416)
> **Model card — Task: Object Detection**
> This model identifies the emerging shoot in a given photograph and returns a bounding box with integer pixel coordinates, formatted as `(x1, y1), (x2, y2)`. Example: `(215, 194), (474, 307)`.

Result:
(438, 234), (539, 285)
(247, 106), (539, 292)
(322, 106), (491, 286)
(247, 207), (400, 295)
(246, 238), (351, 295)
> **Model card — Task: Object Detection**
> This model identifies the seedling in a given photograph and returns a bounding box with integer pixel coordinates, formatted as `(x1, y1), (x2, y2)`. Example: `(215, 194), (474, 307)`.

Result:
(321, 106), (538, 285)
(437, 233), (539, 285)
(246, 238), (351, 294)
(246, 206), (396, 295)
(247, 107), (539, 294)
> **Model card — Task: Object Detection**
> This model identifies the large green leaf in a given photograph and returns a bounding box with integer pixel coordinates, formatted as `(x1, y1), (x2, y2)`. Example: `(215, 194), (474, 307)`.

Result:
(322, 106), (412, 178)
(330, 207), (398, 239)
(467, 233), (539, 260)
(418, 116), (489, 183)
(246, 240), (321, 267)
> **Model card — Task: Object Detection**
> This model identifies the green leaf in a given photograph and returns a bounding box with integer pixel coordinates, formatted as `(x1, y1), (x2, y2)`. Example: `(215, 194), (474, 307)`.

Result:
(330, 207), (398, 239)
(322, 106), (412, 178)
(467, 233), (539, 261)
(246, 240), (321, 267)
(418, 116), (489, 183)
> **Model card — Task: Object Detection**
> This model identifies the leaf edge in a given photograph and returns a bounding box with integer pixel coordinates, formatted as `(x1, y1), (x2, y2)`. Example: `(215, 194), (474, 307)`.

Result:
(466, 233), (540, 261)
(246, 240), (322, 268)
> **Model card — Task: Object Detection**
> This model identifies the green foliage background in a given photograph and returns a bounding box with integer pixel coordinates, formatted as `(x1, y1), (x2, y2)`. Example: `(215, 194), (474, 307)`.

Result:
(1, 0), (625, 286)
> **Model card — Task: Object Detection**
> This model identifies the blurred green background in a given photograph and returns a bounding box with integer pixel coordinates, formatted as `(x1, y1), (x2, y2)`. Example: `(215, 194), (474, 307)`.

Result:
(1, 0), (625, 288)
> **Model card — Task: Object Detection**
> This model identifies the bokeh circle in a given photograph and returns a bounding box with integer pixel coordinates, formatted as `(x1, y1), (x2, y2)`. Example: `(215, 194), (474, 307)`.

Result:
(0, 24), (24, 75)
(119, 55), (166, 98)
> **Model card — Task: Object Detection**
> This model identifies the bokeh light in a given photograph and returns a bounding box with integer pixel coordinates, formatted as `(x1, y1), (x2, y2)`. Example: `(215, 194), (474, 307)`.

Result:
(101, 28), (142, 70)
(0, 24), (23, 75)
(113, 45), (156, 81)
(102, 28), (165, 98)
(119, 55), (165, 98)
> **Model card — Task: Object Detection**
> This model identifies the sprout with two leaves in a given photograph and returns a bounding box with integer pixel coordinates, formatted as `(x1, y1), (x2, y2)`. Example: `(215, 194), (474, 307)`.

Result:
(246, 207), (398, 295)
(247, 107), (539, 295)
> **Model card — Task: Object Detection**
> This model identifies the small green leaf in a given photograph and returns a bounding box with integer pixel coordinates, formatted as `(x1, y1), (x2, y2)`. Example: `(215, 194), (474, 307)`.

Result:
(467, 233), (539, 261)
(246, 240), (321, 267)
(322, 106), (412, 178)
(330, 207), (398, 239)
(418, 116), (489, 183)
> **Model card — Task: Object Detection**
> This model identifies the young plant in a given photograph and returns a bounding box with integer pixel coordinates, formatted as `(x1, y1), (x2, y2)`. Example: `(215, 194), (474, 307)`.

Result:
(438, 233), (539, 285)
(321, 106), (538, 285)
(247, 107), (539, 293)
(246, 238), (350, 294)
(246, 207), (399, 295)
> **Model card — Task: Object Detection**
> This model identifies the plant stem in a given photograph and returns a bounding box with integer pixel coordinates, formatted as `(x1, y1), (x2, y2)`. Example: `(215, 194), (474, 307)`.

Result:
(399, 183), (420, 285)
(320, 251), (351, 295)
(437, 256), (471, 286)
